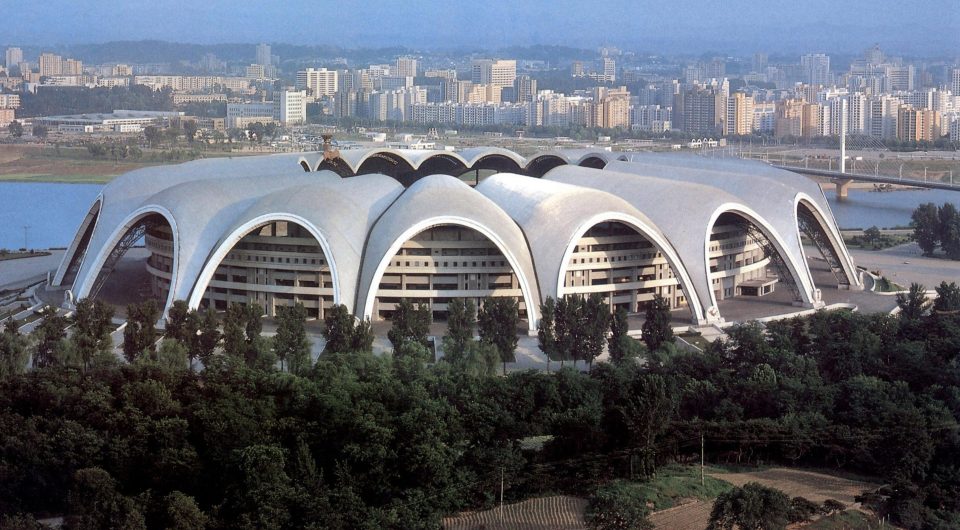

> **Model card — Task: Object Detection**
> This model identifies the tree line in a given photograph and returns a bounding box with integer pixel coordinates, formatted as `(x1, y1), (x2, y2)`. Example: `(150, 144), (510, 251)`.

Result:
(17, 85), (174, 118)
(912, 202), (960, 259)
(0, 285), (959, 528)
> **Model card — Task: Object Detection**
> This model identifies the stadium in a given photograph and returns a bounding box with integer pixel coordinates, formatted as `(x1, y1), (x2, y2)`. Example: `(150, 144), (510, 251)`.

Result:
(52, 146), (861, 332)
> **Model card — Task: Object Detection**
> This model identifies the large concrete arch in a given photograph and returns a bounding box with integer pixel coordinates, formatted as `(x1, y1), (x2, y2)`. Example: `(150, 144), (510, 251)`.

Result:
(54, 194), (103, 288)
(794, 193), (860, 288)
(74, 204), (180, 313)
(358, 216), (540, 332)
(558, 212), (706, 322)
(186, 213), (341, 312)
(476, 173), (705, 323)
(704, 203), (817, 313)
(356, 174), (541, 331)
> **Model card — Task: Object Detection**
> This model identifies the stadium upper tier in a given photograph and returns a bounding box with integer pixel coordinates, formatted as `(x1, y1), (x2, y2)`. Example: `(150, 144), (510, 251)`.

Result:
(54, 147), (861, 329)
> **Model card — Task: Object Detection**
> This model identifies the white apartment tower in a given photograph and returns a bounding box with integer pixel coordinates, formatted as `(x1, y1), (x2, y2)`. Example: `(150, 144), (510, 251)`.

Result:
(297, 68), (338, 98)
(275, 90), (307, 126)
(38, 53), (63, 77)
(801, 54), (831, 86)
(395, 56), (418, 78)
(5, 47), (22, 68)
(256, 43), (271, 66)
(471, 59), (516, 88)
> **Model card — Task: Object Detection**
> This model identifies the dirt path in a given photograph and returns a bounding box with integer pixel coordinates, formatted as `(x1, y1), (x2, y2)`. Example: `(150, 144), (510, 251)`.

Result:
(648, 468), (879, 530)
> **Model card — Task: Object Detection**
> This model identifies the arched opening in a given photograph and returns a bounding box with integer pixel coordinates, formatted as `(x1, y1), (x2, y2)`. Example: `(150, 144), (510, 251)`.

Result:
(460, 154), (525, 186)
(316, 156), (354, 177)
(796, 199), (854, 291)
(415, 154), (468, 181)
(356, 152), (415, 181)
(56, 198), (102, 288)
(81, 211), (176, 316)
(578, 156), (607, 169)
(708, 211), (806, 317)
(526, 155), (568, 178)
(560, 220), (694, 328)
(190, 219), (335, 319)
(299, 160), (311, 172)
(369, 224), (531, 328)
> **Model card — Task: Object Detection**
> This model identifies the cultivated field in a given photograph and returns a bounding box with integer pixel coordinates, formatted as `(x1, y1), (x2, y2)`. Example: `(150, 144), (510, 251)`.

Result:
(443, 495), (588, 530)
(648, 467), (879, 530)
(441, 467), (880, 530)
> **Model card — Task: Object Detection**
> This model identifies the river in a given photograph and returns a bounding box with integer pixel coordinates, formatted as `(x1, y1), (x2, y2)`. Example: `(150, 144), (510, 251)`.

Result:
(0, 181), (959, 250)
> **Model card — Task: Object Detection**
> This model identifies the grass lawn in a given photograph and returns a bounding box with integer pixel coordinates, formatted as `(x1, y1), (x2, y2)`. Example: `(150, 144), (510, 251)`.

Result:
(0, 251), (52, 261)
(874, 276), (905, 292)
(0, 173), (115, 184)
(613, 464), (733, 512)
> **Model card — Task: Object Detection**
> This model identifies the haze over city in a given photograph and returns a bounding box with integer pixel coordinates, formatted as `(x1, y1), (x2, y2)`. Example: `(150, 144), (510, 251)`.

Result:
(5, 0), (959, 55)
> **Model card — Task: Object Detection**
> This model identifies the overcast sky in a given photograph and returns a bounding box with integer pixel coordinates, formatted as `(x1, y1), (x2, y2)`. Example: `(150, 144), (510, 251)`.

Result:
(5, 0), (959, 55)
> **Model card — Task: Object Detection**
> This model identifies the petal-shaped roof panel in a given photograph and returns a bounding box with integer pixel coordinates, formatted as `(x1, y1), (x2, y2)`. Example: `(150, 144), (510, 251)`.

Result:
(476, 173), (706, 322)
(356, 174), (541, 330)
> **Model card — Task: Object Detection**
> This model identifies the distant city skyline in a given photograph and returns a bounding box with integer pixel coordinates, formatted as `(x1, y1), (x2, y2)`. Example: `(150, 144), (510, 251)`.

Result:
(4, 0), (959, 56)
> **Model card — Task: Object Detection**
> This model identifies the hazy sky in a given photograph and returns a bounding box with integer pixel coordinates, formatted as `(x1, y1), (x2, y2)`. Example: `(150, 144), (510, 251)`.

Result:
(5, 0), (959, 55)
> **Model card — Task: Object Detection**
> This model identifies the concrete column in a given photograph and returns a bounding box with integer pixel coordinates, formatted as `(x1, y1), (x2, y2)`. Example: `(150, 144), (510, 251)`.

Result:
(833, 178), (853, 198)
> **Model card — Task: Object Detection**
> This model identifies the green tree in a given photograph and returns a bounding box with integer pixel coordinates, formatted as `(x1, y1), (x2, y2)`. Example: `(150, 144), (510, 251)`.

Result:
(478, 296), (519, 375)
(911, 203), (940, 255)
(585, 481), (654, 530)
(322, 304), (361, 354)
(7, 121), (24, 138)
(707, 482), (791, 530)
(583, 293), (610, 369)
(274, 303), (311, 373)
(387, 298), (431, 353)
(222, 303), (247, 358)
(555, 296), (573, 366)
(68, 468), (146, 530)
(182, 120), (199, 143)
(641, 294), (673, 352)
(157, 491), (207, 530)
(938, 202), (960, 259)
(33, 305), (67, 368)
(195, 308), (220, 368)
(608, 307), (630, 363)
(445, 298), (476, 357)
(71, 298), (115, 370)
(934, 281), (960, 312)
(164, 300), (191, 344)
(0, 320), (30, 376)
(122, 300), (159, 363)
(538, 296), (557, 371)
(896, 283), (928, 321)
(32, 125), (49, 139)
(143, 125), (162, 147)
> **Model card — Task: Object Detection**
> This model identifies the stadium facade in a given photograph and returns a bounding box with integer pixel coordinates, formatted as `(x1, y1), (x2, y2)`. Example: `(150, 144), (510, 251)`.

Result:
(53, 147), (861, 331)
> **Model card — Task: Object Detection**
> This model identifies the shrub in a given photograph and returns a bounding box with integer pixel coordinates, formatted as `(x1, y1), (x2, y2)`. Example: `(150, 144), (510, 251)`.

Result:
(585, 481), (654, 530)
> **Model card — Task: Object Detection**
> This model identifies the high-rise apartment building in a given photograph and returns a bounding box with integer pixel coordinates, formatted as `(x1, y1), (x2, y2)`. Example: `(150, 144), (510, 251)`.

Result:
(255, 43), (271, 66)
(63, 58), (83, 76)
(513, 75), (537, 103)
(598, 86), (630, 129)
(724, 92), (754, 136)
(395, 56), (418, 78)
(602, 57), (616, 82)
(296, 68), (338, 98)
(275, 90), (307, 126)
(245, 64), (266, 79)
(471, 59), (516, 88)
(5, 47), (22, 68)
(775, 98), (805, 138)
(951, 68), (960, 97)
(675, 86), (725, 135)
(884, 65), (915, 92)
(38, 53), (63, 77)
(752, 53), (768, 73)
(897, 105), (941, 142)
(801, 54), (831, 86)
